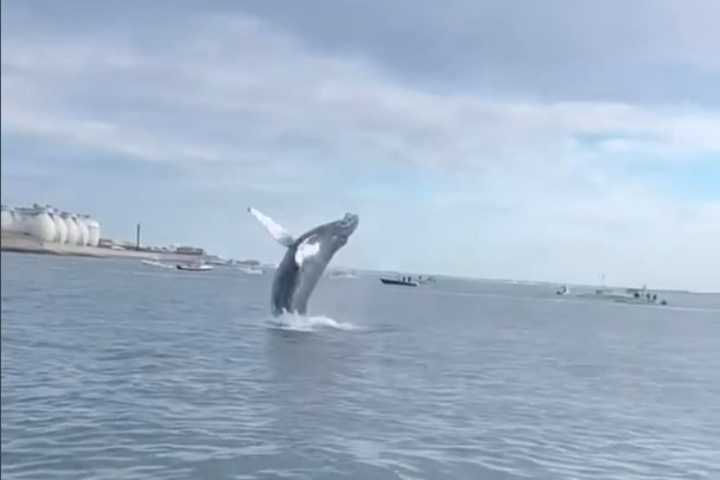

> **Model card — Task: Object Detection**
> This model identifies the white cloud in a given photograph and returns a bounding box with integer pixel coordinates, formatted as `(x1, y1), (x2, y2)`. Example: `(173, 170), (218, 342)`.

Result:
(2, 7), (718, 290)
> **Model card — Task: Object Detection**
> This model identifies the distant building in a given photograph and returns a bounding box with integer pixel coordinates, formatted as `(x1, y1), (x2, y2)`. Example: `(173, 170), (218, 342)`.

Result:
(235, 259), (260, 266)
(176, 246), (205, 255)
(2, 203), (101, 246)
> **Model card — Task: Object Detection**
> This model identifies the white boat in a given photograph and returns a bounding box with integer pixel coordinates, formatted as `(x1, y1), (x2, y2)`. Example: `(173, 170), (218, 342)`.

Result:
(556, 285), (570, 295)
(238, 266), (264, 275)
(176, 263), (214, 271)
(581, 285), (667, 305)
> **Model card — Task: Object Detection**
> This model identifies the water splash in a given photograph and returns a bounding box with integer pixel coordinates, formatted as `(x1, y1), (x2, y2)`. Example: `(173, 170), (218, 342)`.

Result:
(266, 313), (357, 332)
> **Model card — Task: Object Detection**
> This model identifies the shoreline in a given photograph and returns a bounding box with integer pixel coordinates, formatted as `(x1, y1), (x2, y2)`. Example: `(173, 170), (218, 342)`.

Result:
(1, 233), (207, 263)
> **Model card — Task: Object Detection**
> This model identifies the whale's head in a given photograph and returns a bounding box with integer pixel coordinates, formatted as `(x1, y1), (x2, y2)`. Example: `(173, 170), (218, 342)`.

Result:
(332, 212), (359, 240)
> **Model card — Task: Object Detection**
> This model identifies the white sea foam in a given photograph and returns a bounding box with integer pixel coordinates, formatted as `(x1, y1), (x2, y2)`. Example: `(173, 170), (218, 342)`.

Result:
(266, 313), (357, 332)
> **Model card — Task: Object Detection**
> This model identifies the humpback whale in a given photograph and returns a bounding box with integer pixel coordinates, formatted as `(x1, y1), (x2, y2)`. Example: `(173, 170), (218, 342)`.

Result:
(248, 207), (359, 316)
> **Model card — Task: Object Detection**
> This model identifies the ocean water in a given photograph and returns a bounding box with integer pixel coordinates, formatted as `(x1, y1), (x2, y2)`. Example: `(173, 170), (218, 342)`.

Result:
(2, 252), (720, 480)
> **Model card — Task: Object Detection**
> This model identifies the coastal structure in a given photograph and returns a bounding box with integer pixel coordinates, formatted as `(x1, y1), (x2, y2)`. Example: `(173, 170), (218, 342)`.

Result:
(2, 203), (219, 265)
(2, 203), (219, 264)
(176, 246), (205, 255)
(1, 204), (101, 246)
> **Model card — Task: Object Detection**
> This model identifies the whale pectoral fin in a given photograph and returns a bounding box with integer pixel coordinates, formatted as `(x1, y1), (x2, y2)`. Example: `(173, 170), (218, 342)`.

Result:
(248, 207), (294, 247)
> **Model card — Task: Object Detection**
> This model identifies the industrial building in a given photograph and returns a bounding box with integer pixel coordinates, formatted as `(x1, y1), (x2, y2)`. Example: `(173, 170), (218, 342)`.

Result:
(1, 204), (101, 246)
(175, 246), (205, 255)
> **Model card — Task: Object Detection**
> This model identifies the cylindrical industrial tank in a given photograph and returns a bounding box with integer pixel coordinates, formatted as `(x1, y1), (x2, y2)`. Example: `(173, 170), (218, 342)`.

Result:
(23, 207), (56, 242)
(93, 221), (101, 247)
(61, 212), (80, 245)
(75, 215), (90, 246)
(84, 216), (101, 247)
(1, 205), (14, 232)
(13, 209), (27, 234)
(14, 208), (27, 233)
(49, 210), (68, 244)
(12, 210), (25, 234)
(14, 208), (31, 236)
(70, 215), (84, 246)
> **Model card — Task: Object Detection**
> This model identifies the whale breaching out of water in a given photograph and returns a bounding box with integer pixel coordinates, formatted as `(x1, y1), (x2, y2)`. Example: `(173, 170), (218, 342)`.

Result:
(248, 207), (359, 316)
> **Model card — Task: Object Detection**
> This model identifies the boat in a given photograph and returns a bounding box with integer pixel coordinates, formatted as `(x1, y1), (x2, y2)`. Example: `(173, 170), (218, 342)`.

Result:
(176, 263), (214, 271)
(238, 265), (264, 275)
(581, 285), (667, 305)
(556, 284), (570, 295)
(380, 275), (419, 287)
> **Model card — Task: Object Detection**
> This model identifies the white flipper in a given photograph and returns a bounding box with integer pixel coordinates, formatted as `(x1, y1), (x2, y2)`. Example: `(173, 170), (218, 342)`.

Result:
(295, 236), (320, 266)
(248, 207), (294, 247)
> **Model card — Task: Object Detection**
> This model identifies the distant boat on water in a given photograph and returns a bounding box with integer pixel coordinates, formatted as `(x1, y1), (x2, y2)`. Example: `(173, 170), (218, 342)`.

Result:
(176, 263), (213, 271)
(581, 285), (667, 305)
(556, 285), (570, 295)
(380, 275), (419, 287)
(238, 265), (263, 275)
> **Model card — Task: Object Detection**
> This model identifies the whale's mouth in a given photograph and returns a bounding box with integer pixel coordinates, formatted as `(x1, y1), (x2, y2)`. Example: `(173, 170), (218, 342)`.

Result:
(338, 213), (359, 235)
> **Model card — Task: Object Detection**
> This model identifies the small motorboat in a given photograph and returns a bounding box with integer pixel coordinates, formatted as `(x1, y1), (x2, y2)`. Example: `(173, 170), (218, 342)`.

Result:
(238, 265), (264, 275)
(176, 263), (214, 271)
(581, 285), (668, 306)
(380, 275), (419, 287)
(556, 284), (570, 295)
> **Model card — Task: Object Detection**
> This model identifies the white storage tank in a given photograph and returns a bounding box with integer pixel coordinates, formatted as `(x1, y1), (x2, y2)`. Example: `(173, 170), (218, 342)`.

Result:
(49, 210), (68, 244)
(75, 215), (90, 246)
(70, 215), (85, 246)
(1, 205), (14, 232)
(4, 208), (26, 234)
(61, 212), (80, 245)
(22, 207), (56, 242)
(5, 204), (102, 246)
(12, 210), (25, 234)
(13, 209), (28, 234)
(84, 216), (101, 247)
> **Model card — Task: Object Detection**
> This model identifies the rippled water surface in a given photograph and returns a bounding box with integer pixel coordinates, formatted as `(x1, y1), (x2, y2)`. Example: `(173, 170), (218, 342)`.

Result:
(2, 252), (720, 479)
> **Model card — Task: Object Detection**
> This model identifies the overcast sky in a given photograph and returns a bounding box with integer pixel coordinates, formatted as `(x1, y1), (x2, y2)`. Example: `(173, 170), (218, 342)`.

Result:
(2, 1), (719, 290)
